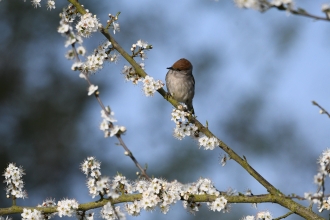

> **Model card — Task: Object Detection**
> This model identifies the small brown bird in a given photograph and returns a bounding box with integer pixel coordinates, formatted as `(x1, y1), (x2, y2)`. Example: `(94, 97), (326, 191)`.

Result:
(165, 58), (195, 114)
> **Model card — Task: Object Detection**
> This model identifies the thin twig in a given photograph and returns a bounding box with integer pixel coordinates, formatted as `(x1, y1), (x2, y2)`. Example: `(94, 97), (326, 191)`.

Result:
(273, 5), (330, 22)
(312, 101), (330, 118)
(69, 35), (151, 181)
(115, 134), (151, 180)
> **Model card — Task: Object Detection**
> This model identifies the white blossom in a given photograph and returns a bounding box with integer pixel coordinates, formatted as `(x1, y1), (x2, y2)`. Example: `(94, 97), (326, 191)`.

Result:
(88, 84), (98, 96)
(21, 209), (43, 220)
(57, 199), (79, 217)
(142, 76), (164, 97)
(76, 13), (99, 37)
(3, 163), (27, 199)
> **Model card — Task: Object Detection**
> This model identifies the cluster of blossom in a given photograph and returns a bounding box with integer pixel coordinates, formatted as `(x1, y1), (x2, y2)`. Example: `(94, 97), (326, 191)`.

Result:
(234, 0), (293, 12)
(75, 12), (100, 38)
(81, 157), (120, 199)
(142, 76), (164, 97)
(131, 40), (151, 60)
(317, 148), (330, 176)
(121, 63), (145, 85)
(59, 4), (79, 23)
(171, 107), (220, 150)
(121, 64), (163, 96)
(209, 197), (228, 212)
(58, 4), (83, 48)
(101, 202), (125, 220)
(81, 156), (105, 197)
(171, 107), (198, 140)
(27, 197), (89, 219)
(134, 178), (181, 214)
(2, 158), (229, 219)
(21, 209), (42, 220)
(78, 41), (110, 73)
(127, 177), (227, 216)
(58, 5), (119, 76)
(112, 175), (134, 195)
(182, 178), (227, 213)
(46, 0), (55, 10)
(72, 41), (117, 76)
(57, 199), (79, 217)
(125, 200), (141, 216)
(198, 135), (220, 150)
(73, 40), (120, 75)
(99, 108), (126, 138)
(303, 149), (330, 212)
(3, 163), (27, 199)
(79, 159), (227, 217)
(241, 211), (273, 220)
(131, 40), (149, 50)
(122, 39), (160, 92)
(26, 0), (55, 9)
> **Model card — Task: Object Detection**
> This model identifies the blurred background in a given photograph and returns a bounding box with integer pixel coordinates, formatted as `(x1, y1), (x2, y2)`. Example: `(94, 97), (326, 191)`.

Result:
(0, 0), (329, 219)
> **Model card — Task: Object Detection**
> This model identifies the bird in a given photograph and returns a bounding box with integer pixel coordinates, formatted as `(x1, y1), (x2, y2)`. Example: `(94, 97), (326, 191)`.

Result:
(165, 58), (195, 114)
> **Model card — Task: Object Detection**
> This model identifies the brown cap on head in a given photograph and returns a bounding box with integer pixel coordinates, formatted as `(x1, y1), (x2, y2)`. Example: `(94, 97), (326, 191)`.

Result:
(170, 58), (192, 70)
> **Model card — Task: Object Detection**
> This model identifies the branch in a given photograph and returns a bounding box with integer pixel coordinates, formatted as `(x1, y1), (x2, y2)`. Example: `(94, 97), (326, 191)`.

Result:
(0, 193), (280, 216)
